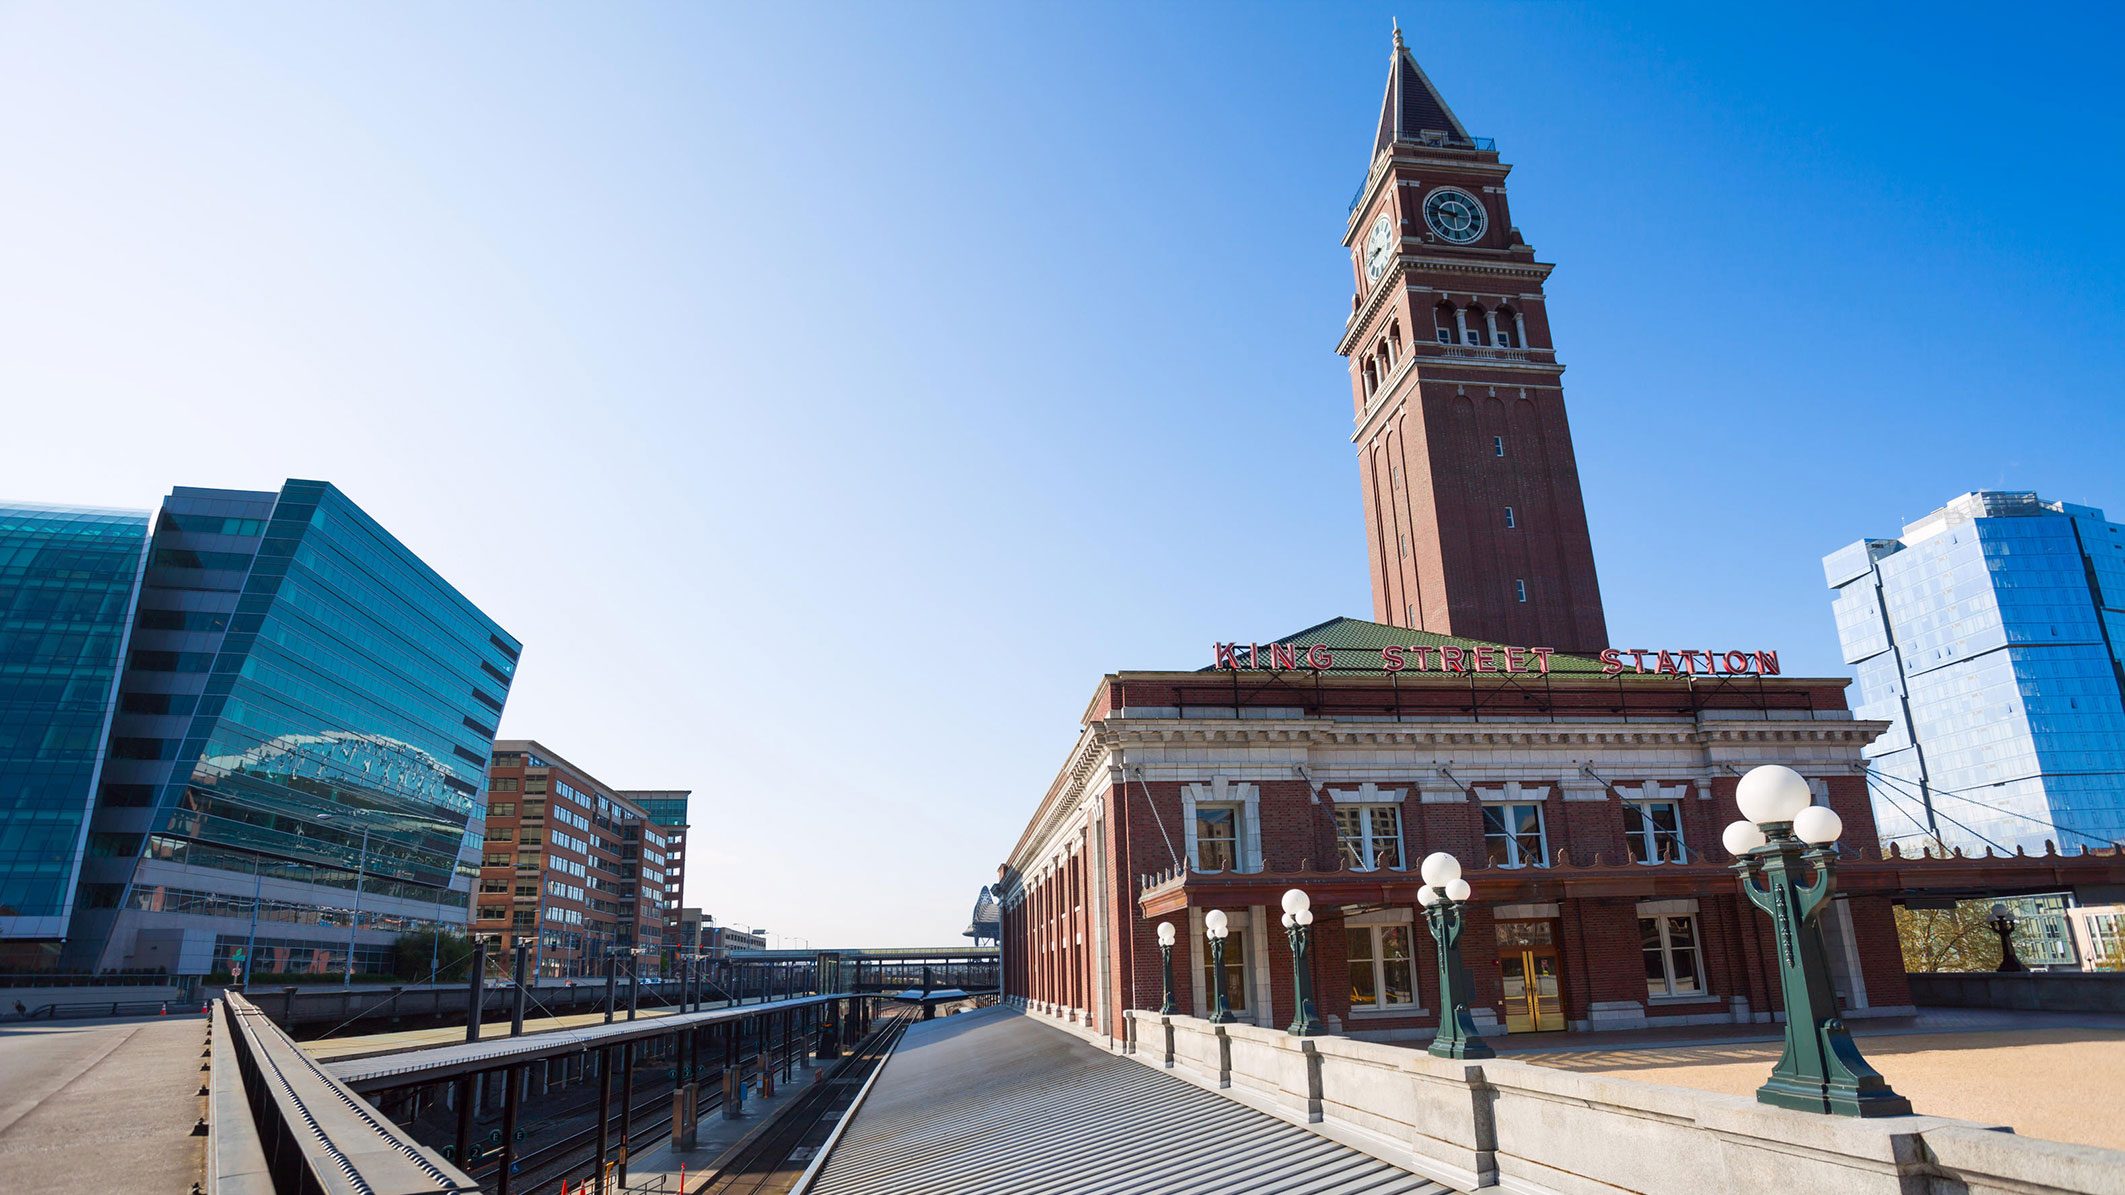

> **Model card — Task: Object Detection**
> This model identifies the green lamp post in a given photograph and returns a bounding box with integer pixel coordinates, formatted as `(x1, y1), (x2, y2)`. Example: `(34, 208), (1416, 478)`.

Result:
(1725, 765), (1910, 1117)
(1417, 851), (1494, 1060)
(1280, 889), (1323, 1036)
(1205, 909), (1235, 1024)
(1156, 921), (1179, 1015)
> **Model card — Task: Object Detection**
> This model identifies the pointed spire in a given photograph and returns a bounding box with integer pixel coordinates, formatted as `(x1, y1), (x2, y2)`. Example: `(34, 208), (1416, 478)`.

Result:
(1373, 28), (1473, 156)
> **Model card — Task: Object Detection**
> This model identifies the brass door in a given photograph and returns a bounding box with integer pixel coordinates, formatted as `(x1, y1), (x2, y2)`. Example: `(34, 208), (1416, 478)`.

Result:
(1495, 920), (1565, 1033)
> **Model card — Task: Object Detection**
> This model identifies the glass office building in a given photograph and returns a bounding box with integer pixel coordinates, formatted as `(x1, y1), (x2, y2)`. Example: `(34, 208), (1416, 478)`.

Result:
(61, 481), (519, 977)
(1825, 491), (2125, 854)
(0, 505), (151, 956)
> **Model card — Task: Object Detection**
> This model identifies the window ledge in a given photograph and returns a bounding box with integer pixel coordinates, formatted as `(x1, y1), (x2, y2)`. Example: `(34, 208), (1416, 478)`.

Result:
(1348, 1005), (1429, 1019)
(1648, 992), (1714, 1005)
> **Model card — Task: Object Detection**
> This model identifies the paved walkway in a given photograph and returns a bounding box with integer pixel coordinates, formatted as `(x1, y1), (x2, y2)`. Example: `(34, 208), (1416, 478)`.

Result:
(0, 1014), (210, 1194)
(810, 1008), (1451, 1195)
(1509, 1009), (2125, 1150)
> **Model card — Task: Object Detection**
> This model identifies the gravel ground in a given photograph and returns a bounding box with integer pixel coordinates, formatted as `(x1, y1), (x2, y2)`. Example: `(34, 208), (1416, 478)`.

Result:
(1520, 1028), (2125, 1150)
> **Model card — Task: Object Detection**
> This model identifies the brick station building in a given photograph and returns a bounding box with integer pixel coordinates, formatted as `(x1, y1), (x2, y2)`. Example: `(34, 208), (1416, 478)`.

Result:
(995, 34), (2125, 1046)
(997, 620), (1933, 1042)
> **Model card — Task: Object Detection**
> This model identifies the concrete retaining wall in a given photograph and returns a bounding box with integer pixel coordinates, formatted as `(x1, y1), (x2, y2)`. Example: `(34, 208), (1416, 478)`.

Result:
(1909, 970), (2125, 1013)
(1120, 1008), (2125, 1195)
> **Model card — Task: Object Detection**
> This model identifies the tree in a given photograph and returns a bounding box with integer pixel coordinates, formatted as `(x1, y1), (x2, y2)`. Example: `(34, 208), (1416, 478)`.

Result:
(392, 928), (476, 983)
(1894, 902), (2003, 973)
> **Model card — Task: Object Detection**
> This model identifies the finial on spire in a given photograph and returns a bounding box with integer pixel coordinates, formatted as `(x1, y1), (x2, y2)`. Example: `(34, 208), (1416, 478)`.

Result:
(1392, 19), (1404, 50)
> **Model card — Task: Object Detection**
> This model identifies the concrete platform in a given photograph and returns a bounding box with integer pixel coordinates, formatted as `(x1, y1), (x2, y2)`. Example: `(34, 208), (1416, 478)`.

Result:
(0, 1014), (211, 1195)
(808, 1007), (1453, 1195)
(302, 996), (746, 1061)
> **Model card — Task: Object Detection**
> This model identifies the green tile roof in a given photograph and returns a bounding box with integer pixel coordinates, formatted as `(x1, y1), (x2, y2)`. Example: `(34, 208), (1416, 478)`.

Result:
(1198, 615), (1616, 676)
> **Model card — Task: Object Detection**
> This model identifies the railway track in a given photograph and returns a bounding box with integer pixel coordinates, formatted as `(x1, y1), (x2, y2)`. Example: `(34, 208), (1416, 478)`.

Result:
(696, 1010), (912, 1195)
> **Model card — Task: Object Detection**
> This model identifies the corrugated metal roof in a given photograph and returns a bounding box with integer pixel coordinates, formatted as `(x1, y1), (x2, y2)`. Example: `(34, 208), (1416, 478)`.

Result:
(809, 1009), (1453, 1195)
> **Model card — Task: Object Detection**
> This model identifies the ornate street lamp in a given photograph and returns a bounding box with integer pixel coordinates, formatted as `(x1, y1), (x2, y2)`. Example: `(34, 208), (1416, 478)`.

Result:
(1155, 921), (1179, 1015)
(1279, 889), (1323, 1036)
(1987, 902), (2027, 973)
(1726, 764), (1911, 1117)
(1417, 852), (1493, 1060)
(1204, 909), (1235, 1024)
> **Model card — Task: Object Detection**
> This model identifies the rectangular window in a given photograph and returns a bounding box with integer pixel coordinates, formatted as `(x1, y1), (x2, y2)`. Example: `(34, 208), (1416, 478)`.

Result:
(490, 777), (518, 792)
(1503, 506), (1516, 529)
(1193, 805), (1240, 872)
(524, 777), (547, 794)
(1514, 579), (1528, 602)
(1202, 929), (1249, 1012)
(1346, 924), (1417, 1009)
(1334, 805), (1403, 871)
(1624, 801), (1686, 864)
(1493, 435), (1505, 457)
(489, 802), (514, 818)
(1641, 915), (1704, 997)
(1436, 328), (1451, 344)
(1483, 803), (1547, 868)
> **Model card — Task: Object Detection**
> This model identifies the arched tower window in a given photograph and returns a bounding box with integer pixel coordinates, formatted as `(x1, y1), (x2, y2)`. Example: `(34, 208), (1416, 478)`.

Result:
(1494, 305), (1517, 348)
(1361, 357), (1378, 396)
(1434, 301), (1455, 344)
(1389, 320), (1404, 359)
(1463, 304), (1487, 346)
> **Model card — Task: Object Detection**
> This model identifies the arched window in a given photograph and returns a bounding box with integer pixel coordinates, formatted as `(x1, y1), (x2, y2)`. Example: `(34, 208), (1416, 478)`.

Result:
(1389, 320), (1404, 359)
(1494, 305), (1517, 348)
(1462, 304), (1485, 346)
(1434, 301), (1456, 345)
(1361, 357), (1378, 396)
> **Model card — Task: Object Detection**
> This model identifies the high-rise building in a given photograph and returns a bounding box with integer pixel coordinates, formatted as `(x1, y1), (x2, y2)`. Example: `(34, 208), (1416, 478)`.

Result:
(51, 480), (519, 977)
(621, 788), (691, 966)
(1825, 490), (2125, 854)
(1340, 29), (1607, 653)
(475, 743), (679, 978)
(0, 504), (150, 960)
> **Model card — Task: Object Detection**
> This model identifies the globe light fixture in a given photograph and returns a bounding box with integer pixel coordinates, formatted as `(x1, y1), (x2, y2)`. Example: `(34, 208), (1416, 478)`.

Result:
(1729, 765), (1908, 1116)
(1722, 819), (1769, 857)
(1420, 850), (1462, 887)
(1155, 920), (1179, 1014)
(1278, 889), (1323, 1036)
(1736, 764), (1812, 825)
(1793, 805), (1843, 846)
(1987, 902), (2026, 973)
(1204, 909), (1234, 1024)
(1416, 851), (1493, 1060)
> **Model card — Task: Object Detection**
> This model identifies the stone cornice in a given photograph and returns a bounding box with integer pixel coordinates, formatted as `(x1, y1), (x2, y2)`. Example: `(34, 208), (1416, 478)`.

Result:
(1337, 258), (1556, 357)
(1004, 714), (1887, 882)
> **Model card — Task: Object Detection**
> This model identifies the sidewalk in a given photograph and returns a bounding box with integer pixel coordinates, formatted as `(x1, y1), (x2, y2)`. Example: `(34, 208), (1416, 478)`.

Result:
(1486, 1004), (2125, 1056)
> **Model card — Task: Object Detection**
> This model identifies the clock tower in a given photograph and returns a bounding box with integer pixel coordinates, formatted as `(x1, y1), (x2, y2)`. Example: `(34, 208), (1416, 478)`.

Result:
(1340, 29), (1608, 653)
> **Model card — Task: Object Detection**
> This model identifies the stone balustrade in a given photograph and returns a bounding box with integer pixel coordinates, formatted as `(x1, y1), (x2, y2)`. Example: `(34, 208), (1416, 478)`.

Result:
(1119, 1008), (2124, 1195)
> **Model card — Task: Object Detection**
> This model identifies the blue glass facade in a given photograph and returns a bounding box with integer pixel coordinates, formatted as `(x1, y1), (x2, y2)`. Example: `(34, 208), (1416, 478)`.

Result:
(61, 481), (519, 976)
(1825, 491), (2125, 854)
(0, 505), (150, 949)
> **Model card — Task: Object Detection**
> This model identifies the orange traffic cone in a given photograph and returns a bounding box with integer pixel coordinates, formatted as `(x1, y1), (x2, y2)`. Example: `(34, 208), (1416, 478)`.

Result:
(200, 1000), (210, 1015)
(159, 1002), (168, 1015)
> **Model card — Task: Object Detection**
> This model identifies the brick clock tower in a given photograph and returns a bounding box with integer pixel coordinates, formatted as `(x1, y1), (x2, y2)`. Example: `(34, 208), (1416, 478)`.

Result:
(1340, 30), (1608, 654)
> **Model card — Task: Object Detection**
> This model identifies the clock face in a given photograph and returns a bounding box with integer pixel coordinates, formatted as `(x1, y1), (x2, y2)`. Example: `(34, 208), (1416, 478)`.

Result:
(1364, 213), (1395, 283)
(1423, 188), (1487, 244)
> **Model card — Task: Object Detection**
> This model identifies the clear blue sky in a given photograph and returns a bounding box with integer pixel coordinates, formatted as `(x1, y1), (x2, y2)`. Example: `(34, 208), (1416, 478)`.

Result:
(3, 4), (2120, 945)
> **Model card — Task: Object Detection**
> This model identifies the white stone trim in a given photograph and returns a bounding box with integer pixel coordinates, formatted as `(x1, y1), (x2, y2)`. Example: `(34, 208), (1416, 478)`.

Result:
(1181, 778), (1262, 873)
(1472, 781), (1551, 804)
(1635, 897), (1700, 917)
(1324, 782), (1406, 805)
(1493, 902), (1559, 921)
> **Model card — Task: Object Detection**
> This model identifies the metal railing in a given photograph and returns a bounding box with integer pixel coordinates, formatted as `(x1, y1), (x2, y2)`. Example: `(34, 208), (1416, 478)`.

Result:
(211, 991), (477, 1194)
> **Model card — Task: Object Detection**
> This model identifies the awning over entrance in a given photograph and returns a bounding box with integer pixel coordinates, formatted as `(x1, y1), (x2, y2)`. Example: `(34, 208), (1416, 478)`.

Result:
(1135, 844), (2125, 917)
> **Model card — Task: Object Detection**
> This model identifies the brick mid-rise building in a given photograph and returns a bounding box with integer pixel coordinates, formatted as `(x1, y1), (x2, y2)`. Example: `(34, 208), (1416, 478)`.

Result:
(474, 741), (681, 978)
(999, 622), (1925, 1042)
